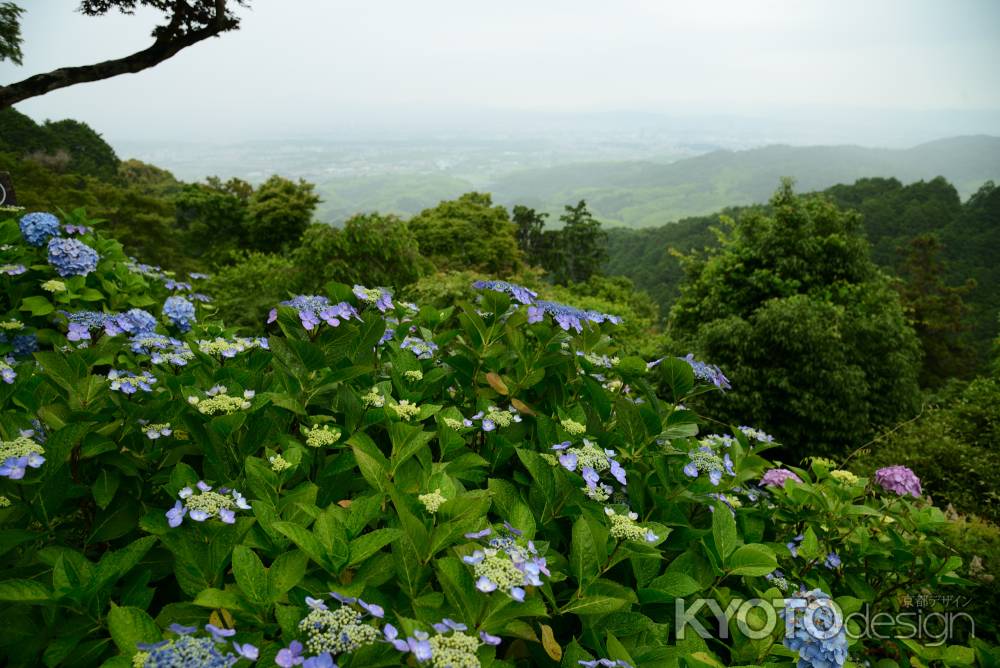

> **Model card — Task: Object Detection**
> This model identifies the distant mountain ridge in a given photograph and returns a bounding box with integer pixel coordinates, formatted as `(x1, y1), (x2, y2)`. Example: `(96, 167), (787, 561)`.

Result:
(490, 135), (1000, 227)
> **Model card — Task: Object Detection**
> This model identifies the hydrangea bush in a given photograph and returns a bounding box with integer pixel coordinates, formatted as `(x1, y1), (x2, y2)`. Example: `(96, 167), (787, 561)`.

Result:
(0, 211), (994, 667)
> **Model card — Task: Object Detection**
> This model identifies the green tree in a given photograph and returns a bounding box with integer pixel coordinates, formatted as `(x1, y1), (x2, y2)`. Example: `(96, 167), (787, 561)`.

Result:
(0, 2), (23, 65)
(895, 234), (976, 386)
(206, 251), (297, 330)
(557, 200), (607, 284)
(173, 180), (250, 265)
(291, 213), (432, 292)
(669, 181), (922, 454)
(512, 204), (546, 261)
(245, 175), (319, 252)
(407, 192), (522, 275)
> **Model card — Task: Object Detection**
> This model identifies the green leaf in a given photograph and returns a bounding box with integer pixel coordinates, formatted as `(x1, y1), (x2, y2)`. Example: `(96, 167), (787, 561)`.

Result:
(20, 295), (54, 316)
(562, 594), (629, 616)
(273, 522), (328, 570)
(267, 550), (309, 600)
(349, 528), (404, 567)
(107, 605), (160, 656)
(570, 515), (601, 587)
(712, 502), (739, 561)
(659, 357), (695, 400)
(91, 469), (120, 510)
(650, 571), (704, 597)
(0, 578), (51, 603)
(727, 544), (777, 576)
(232, 546), (269, 605)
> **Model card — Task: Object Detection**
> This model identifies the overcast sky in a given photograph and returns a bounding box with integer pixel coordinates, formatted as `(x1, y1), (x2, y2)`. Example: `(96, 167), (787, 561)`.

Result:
(3, 0), (1000, 142)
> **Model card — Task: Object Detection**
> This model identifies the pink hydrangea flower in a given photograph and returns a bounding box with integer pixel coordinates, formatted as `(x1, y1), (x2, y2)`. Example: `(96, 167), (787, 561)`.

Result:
(759, 468), (803, 488)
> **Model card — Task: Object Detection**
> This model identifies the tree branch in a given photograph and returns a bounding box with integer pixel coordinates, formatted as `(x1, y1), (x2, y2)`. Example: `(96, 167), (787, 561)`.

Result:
(0, 0), (233, 109)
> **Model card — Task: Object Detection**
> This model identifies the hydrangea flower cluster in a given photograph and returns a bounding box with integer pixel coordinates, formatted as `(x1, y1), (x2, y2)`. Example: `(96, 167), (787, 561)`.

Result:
(419, 488), (447, 513)
(738, 425), (775, 443)
(576, 351), (620, 369)
(681, 353), (732, 390)
(551, 440), (627, 502)
(560, 418), (586, 435)
(683, 445), (735, 486)
(385, 619), (500, 668)
(166, 481), (251, 527)
(829, 469), (860, 485)
(472, 279), (538, 305)
(130, 333), (194, 366)
(134, 622), (258, 667)
(462, 524), (549, 602)
(107, 369), (157, 394)
(760, 468), (803, 488)
(41, 279), (66, 292)
(47, 237), (99, 277)
(361, 388), (385, 408)
(19, 212), (61, 246)
(353, 284), (394, 312)
(824, 552), (841, 569)
(163, 296), (196, 332)
(164, 278), (192, 292)
(63, 308), (158, 341)
(468, 405), (521, 431)
(604, 507), (659, 543)
(143, 422), (172, 439)
(0, 356), (15, 384)
(580, 660), (634, 668)
(10, 333), (37, 357)
(64, 223), (90, 235)
(0, 263), (26, 276)
(527, 300), (622, 332)
(268, 295), (360, 331)
(0, 432), (46, 480)
(400, 336), (438, 359)
(288, 594), (383, 662)
(196, 337), (269, 358)
(389, 400), (421, 421)
(766, 569), (791, 592)
(874, 465), (922, 498)
(303, 424), (342, 448)
(404, 369), (423, 381)
(782, 588), (849, 668)
(0, 319), (21, 330)
(269, 454), (292, 472)
(188, 387), (255, 415)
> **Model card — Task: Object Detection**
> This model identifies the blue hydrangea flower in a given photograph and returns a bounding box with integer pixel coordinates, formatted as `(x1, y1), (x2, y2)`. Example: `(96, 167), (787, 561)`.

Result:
(1, 263), (26, 276)
(782, 588), (849, 668)
(165, 279), (192, 292)
(353, 284), (394, 312)
(400, 336), (438, 359)
(580, 660), (634, 668)
(138, 622), (257, 667)
(681, 353), (731, 390)
(163, 296), (196, 332)
(683, 445), (735, 486)
(47, 237), (99, 277)
(738, 425), (775, 443)
(19, 212), (61, 246)
(268, 295), (360, 331)
(107, 369), (157, 394)
(166, 481), (251, 528)
(526, 300), (621, 332)
(0, 356), (16, 384)
(473, 279), (538, 305)
(108, 308), (159, 336)
(11, 334), (37, 358)
(824, 552), (841, 569)
(64, 223), (90, 235)
(462, 524), (549, 602)
(0, 431), (46, 480)
(131, 334), (194, 366)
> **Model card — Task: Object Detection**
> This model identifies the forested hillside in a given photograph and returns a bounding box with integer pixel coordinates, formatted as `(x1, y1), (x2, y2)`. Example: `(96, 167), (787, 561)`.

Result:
(492, 137), (1000, 226)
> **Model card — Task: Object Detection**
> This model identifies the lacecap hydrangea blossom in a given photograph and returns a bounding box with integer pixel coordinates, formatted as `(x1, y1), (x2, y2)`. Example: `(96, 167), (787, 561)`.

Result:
(166, 480), (251, 527)
(527, 300), (622, 333)
(472, 279), (538, 305)
(47, 237), (99, 277)
(681, 353), (732, 390)
(19, 211), (61, 246)
(107, 369), (157, 394)
(385, 618), (501, 668)
(268, 295), (360, 331)
(353, 284), (394, 312)
(0, 356), (16, 384)
(604, 507), (660, 543)
(0, 431), (46, 480)
(874, 465), (922, 498)
(683, 444), (735, 486)
(284, 593), (383, 663)
(462, 524), (549, 602)
(162, 295), (196, 332)
(134, 622), (258, 667)
(551, 440), (627, 502)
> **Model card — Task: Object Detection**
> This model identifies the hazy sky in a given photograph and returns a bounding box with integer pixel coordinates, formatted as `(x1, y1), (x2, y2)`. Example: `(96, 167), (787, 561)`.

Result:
(3, 0), (1000, 142)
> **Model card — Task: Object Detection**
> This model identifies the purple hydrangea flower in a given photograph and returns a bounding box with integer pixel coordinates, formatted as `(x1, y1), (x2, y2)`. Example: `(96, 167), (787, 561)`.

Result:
(526, 300), (621, 332)
(472, 279), (538, 305)
(874, 465), (922, 498)
(681, 353), (731, 390)
(276, 640), (305, 667)
(760, 468), (803, 488)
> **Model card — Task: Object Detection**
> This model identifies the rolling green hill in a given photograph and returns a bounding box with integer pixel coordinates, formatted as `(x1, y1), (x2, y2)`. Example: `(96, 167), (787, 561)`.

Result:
(492, 136), (1000, 227)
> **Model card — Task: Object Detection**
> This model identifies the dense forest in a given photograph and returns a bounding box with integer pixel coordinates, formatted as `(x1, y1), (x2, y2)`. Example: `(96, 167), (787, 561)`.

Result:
(2, 106), (1000, 666)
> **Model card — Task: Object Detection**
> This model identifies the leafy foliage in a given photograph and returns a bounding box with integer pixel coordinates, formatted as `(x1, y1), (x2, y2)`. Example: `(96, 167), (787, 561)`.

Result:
(0, 207), (990, 667)
(668, 182), (922, 454)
